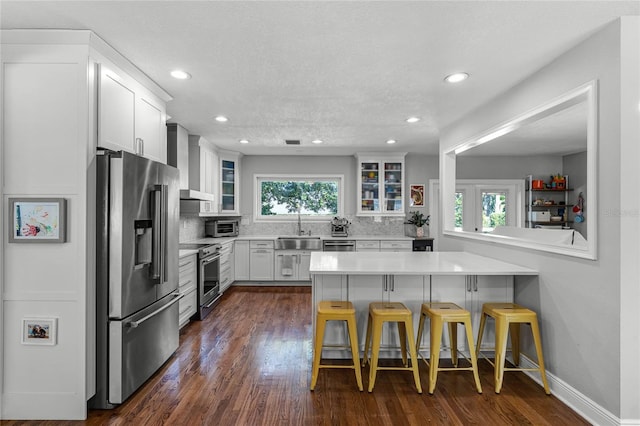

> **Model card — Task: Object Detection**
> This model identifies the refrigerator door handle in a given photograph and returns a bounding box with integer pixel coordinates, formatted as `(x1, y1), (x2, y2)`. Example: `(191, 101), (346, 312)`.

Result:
(151, 184), (168, 282)
(128, 293), (183, 328)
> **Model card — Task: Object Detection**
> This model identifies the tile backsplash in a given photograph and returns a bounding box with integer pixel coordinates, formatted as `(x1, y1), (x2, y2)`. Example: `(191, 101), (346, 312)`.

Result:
(179, 214), (410, 242)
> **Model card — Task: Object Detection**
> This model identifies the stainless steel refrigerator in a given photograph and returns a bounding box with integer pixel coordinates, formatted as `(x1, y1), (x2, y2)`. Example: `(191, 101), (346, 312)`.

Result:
(91, 150), (180, 409)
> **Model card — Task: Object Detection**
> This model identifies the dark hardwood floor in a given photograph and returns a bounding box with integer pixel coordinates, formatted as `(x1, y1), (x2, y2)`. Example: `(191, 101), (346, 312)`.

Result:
(4, 286), (589, 425)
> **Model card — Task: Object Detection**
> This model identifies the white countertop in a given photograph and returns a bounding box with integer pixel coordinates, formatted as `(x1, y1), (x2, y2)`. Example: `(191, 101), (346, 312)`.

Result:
(309, 251), (538, 276)
(179, 235), (414, 257)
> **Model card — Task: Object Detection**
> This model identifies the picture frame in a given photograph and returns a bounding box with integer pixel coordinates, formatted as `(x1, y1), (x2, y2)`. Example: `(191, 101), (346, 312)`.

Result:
(8, 198), (66, 243)
(410, 184), (425, 207)
(21, 317), (58, 346)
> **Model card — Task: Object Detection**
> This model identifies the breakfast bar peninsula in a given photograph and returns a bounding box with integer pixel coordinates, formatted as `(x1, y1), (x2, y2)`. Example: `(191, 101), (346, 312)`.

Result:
(309, 251), (538, 358)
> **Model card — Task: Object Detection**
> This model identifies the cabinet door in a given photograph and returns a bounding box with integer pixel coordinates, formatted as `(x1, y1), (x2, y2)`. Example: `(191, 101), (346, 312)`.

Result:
(349, 275), (385, 349)
(135, 95), (166, 163)
(356, 240), (380, 251)
(250, 249), (274, 281)
(467, 275), (513, 352)
(98, 69), (135, 153)
(380, 240), (412, 252)
(297, 251), (312, 280)
(234, 241), (250, 281)
(429, 276), (467, 354)
(359, 161), (381, 213)
(220, 156), (240, 214)
(382, 161), (403, 213)
(386, 275), (424, 351)
(274, 251), (298, 281)
(202, 146), (217, 196)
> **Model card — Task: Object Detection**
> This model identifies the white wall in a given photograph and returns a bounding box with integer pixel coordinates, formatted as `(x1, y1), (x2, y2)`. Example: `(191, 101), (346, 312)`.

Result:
(237, 154), (439, 236)
(1, 43), (91, 420)
(439, 18), (639, 424)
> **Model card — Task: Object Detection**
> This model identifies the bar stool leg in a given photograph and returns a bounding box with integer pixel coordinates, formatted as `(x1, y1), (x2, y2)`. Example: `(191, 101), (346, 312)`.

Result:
(510, 322), (521, 366)
(367, 316), (383, 392)
(463, 319), (483, 393)
(362, 313), (372, 367)
(449, 322), (458, 367)
(476, 311), (487, 360)
(398, 321), (408, 367)
(416, 311), (427, 355)
(494, 317), (509, 393)
(310, 318), (326, 390)
(346, 315), (364, 391)
(404, 319), (422, 394)
(530, 319), (551, 395)
(428, 315), (444, 394)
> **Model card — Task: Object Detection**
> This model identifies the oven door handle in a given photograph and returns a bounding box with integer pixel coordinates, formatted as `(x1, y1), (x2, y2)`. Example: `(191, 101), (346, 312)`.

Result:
(201, 254), (220, 266)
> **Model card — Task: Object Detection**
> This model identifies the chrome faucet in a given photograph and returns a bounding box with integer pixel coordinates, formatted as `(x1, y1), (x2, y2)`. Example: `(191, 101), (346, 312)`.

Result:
(297, 210), (303, 236)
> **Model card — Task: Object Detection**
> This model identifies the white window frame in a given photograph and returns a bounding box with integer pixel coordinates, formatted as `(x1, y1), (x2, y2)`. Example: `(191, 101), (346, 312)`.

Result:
(253, 174), (345, 222)
(457, 180), (524, 233)
(430, 179), (524, 238)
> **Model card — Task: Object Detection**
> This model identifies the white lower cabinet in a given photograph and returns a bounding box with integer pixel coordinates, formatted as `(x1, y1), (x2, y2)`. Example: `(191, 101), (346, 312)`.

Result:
(178, 254), (198, 328)
(356, 240), (380, 251)
(234, 240), (250, 281)
(249, 240), (274, 281)
(219, 241), (234, 292)
(380, 240), (412, 252)
(313, 273), (513, 359)
(430, 275), (513, 355)
(274, 250), (316, 281)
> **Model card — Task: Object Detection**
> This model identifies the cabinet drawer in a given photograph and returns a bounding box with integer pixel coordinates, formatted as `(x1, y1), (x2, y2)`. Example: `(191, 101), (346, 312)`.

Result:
(179, 254), (197, 274)
(356, 240), (380, 250)
(380, 240), (412, 251)
(220, 274), (232, 292)
(220, 254), (232, 270)
(250, 240), (274, 249)
(178, 289), (197, 327)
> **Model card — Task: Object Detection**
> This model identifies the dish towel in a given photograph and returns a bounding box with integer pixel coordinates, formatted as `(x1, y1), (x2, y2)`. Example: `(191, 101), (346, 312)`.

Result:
(282, 255), (294, 276)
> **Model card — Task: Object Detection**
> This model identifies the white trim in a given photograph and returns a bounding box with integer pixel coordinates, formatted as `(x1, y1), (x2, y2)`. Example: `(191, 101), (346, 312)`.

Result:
(441, 80), (598, 260)
(253, 173), (344, 222)
(517, 355), (623, 426)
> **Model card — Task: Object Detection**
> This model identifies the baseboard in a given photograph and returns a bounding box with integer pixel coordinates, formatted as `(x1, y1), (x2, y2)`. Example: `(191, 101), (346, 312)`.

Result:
(518, 354), (624, 426)
(231, 281), (311, 287)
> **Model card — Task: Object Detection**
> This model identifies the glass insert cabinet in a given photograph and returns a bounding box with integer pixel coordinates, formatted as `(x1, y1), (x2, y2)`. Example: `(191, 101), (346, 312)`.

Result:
(356, 153), (406, 216)
(218, 152), (241, 215)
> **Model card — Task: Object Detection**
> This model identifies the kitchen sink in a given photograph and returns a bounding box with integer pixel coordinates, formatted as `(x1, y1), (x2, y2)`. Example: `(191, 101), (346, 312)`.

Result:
(275, 236), (322, 250)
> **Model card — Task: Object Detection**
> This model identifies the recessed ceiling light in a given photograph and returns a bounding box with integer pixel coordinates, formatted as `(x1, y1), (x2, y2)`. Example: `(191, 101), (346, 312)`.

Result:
(311, 139), (323, 144)
(239, 139), (249, 144)
(444, 72), (469, 83)
(386, 139), (397, 144)
(215, 115), (228, 123)
(170, 70), (191, 80)
(406, 117), (420, 123)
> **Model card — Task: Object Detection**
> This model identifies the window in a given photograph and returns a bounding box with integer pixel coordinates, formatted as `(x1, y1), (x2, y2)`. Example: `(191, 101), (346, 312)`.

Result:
(255, 174), (344, 221)
(456, 181), (523, 233)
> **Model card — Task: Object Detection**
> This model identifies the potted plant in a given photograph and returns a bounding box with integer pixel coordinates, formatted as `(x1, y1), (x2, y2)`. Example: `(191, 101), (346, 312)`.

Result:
(407, 211), (430, 238)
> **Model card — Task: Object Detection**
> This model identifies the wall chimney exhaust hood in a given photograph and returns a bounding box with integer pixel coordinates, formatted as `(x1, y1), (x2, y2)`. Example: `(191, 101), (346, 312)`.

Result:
(167, 124), (215, 203)
(179, 189), (214, 202)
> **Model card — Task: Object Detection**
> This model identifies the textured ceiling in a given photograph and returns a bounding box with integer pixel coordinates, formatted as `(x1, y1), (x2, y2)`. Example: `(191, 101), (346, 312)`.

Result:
(2, 1), (638, 156)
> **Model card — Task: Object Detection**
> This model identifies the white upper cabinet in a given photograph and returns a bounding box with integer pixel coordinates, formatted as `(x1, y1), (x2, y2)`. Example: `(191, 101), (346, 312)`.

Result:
(356, 153), (406, 216)
(98, 64), (167, 163)
(218, 151), (241, 215)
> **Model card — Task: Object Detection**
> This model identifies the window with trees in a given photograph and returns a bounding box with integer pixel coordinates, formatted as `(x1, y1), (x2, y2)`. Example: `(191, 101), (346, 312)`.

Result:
(255, 175), (343, 220)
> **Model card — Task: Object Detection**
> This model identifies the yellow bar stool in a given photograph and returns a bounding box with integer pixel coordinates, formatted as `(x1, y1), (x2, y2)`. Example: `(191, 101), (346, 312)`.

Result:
(362, 302), (422, 393)
(476, 302), (550, 394)
(415, 302), (482, 394)
(310, 300), (363, 391)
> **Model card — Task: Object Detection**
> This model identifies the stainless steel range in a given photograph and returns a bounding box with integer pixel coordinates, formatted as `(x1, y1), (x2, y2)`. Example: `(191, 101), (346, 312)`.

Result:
(180, 242), (222, 320)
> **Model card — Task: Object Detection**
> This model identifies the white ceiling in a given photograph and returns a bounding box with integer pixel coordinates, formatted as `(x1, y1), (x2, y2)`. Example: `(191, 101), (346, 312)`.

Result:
(2, 1), (638, 156)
